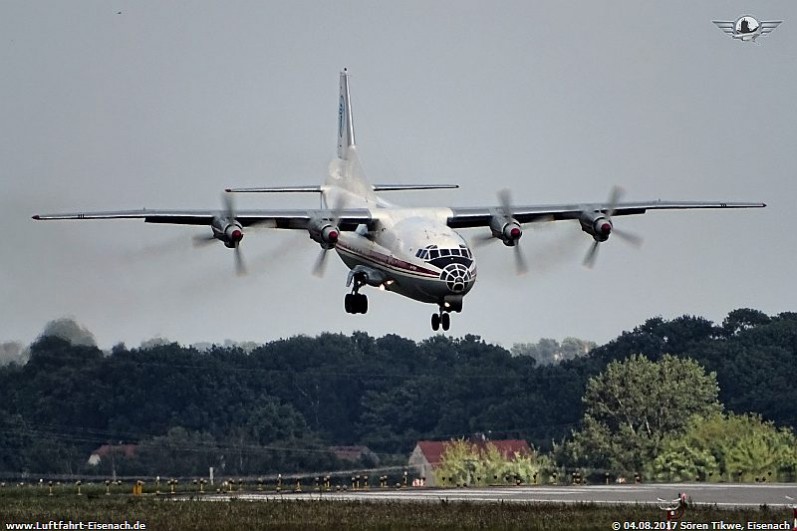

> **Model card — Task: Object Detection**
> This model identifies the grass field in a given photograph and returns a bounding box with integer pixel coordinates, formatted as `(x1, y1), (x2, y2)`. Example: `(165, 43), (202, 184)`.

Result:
(1, 487), (794, 530)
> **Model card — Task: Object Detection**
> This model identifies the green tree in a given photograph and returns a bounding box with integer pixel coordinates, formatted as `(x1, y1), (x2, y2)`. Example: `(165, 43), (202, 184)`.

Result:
(434, 439), (550, 487)
(435, 439), (477, 486)
(511, 337), (595, 365)
(0, 341), (26, 366)
(133, 427), (219, 476)
(0, 411), (31, 473)
(243, 399), (308, 444)
(561, 354), (721, 474)
(651, 440), (719, 482)
(653, 413), (797, 482)
(40, 317), (97, 346)
(720, 308), (771, 337)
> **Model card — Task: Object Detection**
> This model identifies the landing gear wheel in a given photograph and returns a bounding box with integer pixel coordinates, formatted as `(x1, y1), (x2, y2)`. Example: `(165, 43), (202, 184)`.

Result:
(345, 293), (368, 314)
(355, 294), (368, 314)
(441, 312), (450, 331)
(345, 273), (369, 314)
(431, 313), (440, 331)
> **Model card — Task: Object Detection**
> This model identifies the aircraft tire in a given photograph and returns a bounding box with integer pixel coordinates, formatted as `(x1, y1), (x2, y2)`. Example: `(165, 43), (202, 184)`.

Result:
(344, 294), (353, 314)
(431, 313), (440, 331)
(441, 313), (450, 331)
(357, 294), (368, 314)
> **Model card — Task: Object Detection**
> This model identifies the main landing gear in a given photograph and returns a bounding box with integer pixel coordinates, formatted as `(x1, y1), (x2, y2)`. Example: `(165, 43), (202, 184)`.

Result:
(431, 310), (451, 332)
(344, 272), (368, 314)
(345, 293), (368, 314)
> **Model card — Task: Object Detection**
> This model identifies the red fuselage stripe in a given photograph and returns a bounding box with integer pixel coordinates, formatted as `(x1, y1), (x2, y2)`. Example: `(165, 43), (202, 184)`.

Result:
(336, 243), (440, 278)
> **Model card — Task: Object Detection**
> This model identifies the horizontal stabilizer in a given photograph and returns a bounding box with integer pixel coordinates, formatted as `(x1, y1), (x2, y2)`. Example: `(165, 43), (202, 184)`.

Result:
(226, 184), (459, 193)
(225, 186), (323, 193)
(372, 184), (459, 192)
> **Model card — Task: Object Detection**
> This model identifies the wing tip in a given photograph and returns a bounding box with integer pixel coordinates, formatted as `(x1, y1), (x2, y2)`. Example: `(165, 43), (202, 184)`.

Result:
(32, 214), (41, 220)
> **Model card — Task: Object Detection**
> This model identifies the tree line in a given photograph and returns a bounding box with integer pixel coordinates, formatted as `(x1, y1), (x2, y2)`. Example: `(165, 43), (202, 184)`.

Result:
(0, 308), (794, 479)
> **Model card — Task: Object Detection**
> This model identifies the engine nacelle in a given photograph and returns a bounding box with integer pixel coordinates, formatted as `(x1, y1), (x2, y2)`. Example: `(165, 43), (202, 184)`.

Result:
(579, 212), (613, 242)
(489, 216), (522, 247)
(308, 218), (340, 250)
(211, 217), (244, 248)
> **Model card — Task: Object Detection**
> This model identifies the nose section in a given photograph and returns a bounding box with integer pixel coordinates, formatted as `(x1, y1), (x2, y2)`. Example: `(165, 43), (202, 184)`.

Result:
(440, 263), (474, 294)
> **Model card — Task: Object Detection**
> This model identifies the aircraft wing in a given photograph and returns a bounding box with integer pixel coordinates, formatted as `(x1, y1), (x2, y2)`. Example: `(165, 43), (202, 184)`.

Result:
(446, 200), (766, 229)
(32, 208), (374, 231)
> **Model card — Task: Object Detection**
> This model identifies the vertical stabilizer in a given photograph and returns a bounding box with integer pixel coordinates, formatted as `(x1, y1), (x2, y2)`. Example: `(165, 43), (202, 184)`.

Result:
(337, 69), (356, 160)
(327, 68), (376, 204)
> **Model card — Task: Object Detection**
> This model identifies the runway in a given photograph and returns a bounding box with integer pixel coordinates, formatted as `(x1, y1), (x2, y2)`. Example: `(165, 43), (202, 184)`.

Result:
(196, 483), (797, 508)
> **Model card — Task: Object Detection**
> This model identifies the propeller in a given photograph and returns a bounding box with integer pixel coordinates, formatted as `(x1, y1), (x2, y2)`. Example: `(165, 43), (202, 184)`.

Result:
(471, 189), (530, 275)
(312, 193), (347, 278)
(499, 189), (531, 276)
(191, 194), (247, 276)
(582, 186), (643, 268)
(233, 244), (246, 276)
(582, 240), (601, 269)
(512, 239), (529, 276)
(223, 193), (247, 276)
(312, 246), (331, 278)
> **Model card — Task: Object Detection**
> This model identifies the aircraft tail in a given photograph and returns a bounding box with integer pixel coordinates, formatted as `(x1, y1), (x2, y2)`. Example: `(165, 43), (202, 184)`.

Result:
(337, 68), (356, 160)
(327, 69), (376, 204)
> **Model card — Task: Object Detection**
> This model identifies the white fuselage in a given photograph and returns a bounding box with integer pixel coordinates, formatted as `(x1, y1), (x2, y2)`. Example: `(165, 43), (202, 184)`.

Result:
(333, 205), (477, 306)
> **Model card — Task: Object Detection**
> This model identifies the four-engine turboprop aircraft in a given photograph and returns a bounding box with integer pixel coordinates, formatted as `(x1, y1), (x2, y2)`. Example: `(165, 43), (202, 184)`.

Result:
(34, 69), (766, 331)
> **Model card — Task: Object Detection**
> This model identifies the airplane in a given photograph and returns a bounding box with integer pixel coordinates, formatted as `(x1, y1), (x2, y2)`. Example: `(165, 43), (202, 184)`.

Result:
(33, 69), (766, 331)
(713, 16), (782, 42)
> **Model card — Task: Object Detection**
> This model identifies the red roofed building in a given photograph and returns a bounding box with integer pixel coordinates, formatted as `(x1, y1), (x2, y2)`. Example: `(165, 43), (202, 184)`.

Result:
(408, 438), (531, 486)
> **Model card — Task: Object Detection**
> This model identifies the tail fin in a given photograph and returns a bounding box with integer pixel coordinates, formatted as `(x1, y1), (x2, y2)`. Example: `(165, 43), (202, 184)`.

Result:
(337, 68), (356, 160)
(327, 68), (376, 204)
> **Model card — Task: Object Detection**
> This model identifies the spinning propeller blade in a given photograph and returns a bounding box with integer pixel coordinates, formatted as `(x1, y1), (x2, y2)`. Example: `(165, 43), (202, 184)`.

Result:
(582, 186), (643, 268)
(312, 193), (347, 278)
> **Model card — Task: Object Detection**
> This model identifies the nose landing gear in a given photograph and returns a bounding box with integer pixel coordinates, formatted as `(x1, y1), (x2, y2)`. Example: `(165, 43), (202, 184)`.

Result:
(431, 310), (450, 331)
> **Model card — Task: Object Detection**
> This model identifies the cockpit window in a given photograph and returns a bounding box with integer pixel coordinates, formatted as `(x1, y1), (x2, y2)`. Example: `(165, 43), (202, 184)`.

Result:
(416, 244), (473, 265)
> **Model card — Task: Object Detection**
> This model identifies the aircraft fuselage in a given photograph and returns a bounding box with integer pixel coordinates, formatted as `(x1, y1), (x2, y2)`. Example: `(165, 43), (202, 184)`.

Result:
(335, 207), (476, 308)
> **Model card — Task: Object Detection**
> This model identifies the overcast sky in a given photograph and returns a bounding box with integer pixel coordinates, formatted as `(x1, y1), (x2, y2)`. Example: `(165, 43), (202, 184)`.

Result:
(2, 1), (794, 350)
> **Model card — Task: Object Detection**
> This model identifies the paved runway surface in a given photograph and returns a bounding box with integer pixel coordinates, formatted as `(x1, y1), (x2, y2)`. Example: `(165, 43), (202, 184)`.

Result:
(199, 483), (797, 508)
